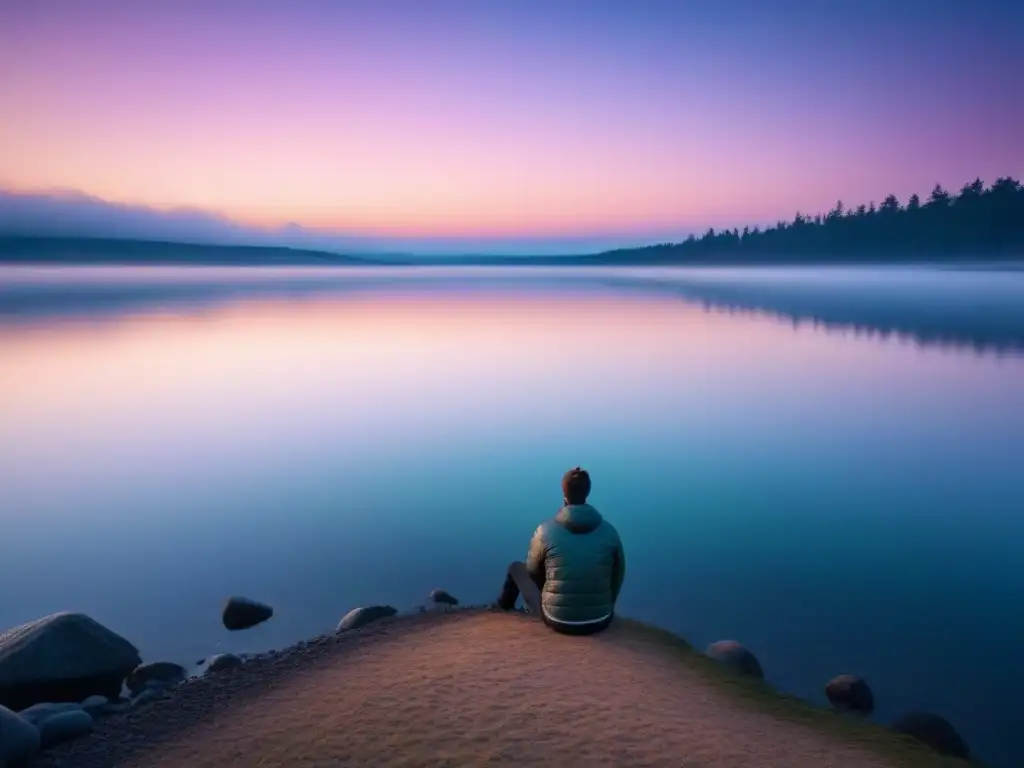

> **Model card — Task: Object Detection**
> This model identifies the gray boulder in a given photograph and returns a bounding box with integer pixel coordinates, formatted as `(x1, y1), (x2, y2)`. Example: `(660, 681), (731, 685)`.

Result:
(825, 674), (874, 715)
(206, 653), (243, 673)
(0, 612), (141, 711)
(222, 597), (274, 631)
(0, 704), (40, 764)
(705, 640), (764, 679)
(125, 661), (187, 695)
(38, 709), (93, 748)
(891, 711), (970, 759)
(429, 589), (459, 606)
(337, 605), (398, 632)
(15, 701), (83, 728)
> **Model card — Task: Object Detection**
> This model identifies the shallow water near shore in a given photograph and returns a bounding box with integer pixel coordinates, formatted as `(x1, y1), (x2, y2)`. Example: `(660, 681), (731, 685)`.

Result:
(2, 264), (1023, 766)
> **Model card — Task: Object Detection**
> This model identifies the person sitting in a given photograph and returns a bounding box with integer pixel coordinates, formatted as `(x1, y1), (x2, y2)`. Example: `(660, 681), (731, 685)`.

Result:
(496, 466), (625, 635)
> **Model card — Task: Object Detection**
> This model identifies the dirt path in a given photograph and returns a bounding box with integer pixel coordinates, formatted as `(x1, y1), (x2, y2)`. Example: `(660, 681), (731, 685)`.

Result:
(40, 610), (958, 767)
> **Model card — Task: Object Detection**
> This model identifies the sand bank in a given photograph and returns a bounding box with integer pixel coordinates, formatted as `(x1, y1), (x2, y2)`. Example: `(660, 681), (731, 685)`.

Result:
(33, 609), (968, 767)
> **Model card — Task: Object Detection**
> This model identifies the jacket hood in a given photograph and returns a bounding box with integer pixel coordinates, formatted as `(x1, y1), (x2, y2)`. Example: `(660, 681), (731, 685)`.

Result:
(554, 503), (603, 534)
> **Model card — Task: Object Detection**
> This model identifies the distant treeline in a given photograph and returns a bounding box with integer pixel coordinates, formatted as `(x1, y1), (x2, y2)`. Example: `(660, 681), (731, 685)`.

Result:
(0, 236), (365, 265)
(596, 176), (1024, 263)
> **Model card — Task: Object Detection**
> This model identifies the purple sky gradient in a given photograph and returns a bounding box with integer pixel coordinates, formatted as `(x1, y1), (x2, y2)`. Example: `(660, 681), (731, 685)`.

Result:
(1, 0), (1021, 254)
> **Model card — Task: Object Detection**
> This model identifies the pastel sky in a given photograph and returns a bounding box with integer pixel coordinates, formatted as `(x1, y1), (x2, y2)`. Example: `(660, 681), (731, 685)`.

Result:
(1, 0), (1021, 255)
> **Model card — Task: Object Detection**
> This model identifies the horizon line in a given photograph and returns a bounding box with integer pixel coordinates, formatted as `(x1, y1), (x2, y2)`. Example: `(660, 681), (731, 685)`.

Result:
(1, 175), (1020, 258)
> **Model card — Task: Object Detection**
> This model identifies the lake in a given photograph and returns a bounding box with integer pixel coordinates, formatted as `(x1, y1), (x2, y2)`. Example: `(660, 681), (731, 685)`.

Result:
(1, 264), (1023, 767)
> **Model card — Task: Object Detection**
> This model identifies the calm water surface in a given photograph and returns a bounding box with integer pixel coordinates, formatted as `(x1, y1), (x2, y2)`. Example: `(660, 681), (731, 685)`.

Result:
(2, 265), (1023, 766)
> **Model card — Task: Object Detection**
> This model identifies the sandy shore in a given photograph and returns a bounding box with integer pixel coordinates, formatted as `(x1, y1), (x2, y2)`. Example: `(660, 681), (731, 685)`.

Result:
(33, 609), (967, 767)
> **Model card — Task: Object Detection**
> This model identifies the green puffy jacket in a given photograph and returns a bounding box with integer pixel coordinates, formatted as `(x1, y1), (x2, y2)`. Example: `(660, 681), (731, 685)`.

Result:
(526, 503), (625, 626)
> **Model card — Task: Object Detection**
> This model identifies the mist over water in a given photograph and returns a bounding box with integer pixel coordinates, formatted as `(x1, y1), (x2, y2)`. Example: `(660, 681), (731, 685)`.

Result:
(2, 264), (1023, 766)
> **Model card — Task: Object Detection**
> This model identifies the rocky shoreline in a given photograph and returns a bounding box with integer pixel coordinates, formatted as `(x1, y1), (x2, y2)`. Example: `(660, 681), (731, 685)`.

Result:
(0, 592), (973, 766)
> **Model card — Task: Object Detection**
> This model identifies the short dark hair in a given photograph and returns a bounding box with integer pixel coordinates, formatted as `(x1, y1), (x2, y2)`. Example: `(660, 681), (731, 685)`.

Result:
(562, 466), (591, 504)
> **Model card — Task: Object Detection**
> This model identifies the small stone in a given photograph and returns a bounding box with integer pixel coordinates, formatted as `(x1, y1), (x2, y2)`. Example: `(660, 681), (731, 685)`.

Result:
(429, 589), (459, 606)
(891, 711), (970, 758)
(825, 675), (874, 715)
(222, 597), (274, 631)
(38, 709), (93, 748)
(16, 701), (83, 728)
(705, 640), (765, 679)
(337, 605), (398, 632)
(206, 653), (243, 673)
(80, 695), (108, 716)
(126, 661), (188, 695)
(0, 704), (40, 764)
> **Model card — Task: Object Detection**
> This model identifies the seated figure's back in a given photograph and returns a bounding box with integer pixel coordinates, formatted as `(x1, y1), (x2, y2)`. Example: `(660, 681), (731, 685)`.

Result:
(526, 467), (625, 633)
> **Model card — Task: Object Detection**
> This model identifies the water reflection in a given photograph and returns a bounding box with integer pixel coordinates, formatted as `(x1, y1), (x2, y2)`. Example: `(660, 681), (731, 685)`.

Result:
(608, 266), (1024, 356)
(3, 265), (1023, 355)
(1, 266), (1023, 768)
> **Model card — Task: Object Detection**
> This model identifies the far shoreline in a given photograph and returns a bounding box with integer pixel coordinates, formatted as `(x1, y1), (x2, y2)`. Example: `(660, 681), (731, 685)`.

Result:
(3, 257), (1024, 271)
(1, 235), (1023, 269)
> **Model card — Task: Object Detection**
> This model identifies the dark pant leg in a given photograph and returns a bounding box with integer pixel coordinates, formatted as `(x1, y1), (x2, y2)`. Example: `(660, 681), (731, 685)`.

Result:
(497, 568), (521, 610)
(497, 561), (542, 614)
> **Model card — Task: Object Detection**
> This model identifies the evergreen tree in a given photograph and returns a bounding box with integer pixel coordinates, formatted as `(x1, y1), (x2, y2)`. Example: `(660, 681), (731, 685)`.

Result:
(594, 176), (1024, 263)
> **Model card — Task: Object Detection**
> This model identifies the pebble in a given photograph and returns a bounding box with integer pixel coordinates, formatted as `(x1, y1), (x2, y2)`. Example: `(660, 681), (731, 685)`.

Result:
(337, 605), (398, 632)
(39, 709), (94, 748)
(429, 588), (459, 606)
(206, 653), (244, 673)
(126, 661), (188, 694)
(80, 694), (109, 716)
(891, 711), (970, 758)
(705, 640), (765, 679)
(825, 674), (874, 715)
(0, 704), (40, 764)
(16, 701), (83, 728)
(222, 596), (274, 631)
